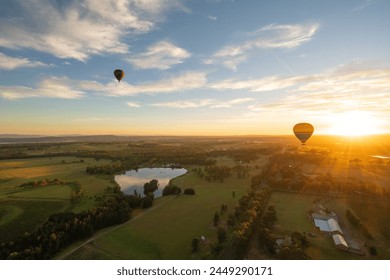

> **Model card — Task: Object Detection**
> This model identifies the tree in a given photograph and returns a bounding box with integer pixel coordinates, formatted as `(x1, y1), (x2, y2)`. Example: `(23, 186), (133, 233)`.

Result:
(213, 211), (220, 226)
(184, 188), (195, 195)
(217, 227), (227, 244)
(191, 238), (200, 253)
(162, 183), (181, 196)
(144, 179), (158, 195)
(141, 195), (153, 208)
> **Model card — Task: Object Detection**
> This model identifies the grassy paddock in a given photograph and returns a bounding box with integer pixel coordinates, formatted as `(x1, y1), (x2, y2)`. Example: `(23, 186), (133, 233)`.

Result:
(0, 200), (67, 243)
(65, 170), (253, 259)
(0, 157), (115, 200)
(0, 156), (116, 242)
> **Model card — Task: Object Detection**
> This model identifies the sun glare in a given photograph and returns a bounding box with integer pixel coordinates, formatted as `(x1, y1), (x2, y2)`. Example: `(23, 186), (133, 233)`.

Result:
(326, 111), (383, 136)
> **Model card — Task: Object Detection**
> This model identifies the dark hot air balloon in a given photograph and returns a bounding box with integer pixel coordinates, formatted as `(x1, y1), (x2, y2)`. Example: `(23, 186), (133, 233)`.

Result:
(293, 123), (314, 145)
(114, 69), (124, 82)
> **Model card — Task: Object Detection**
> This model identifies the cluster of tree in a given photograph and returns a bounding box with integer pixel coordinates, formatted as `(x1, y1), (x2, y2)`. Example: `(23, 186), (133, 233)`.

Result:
(276, 232), (310, 260)
(213, 204), (228, 227)
(203, 165), (231, 183)
(69, 182), (84, 205)
(0, 186), (153, 260)
(208, 147), (277, 163)
(260, 153), (389, 198)
(18, 178), (65, 188)
(162, 183), (182, 196)
(85, 161), (124, 175)
(232, 164), (250, 179)
(255, 208), (310, 259)
(219, 187), (272, 259)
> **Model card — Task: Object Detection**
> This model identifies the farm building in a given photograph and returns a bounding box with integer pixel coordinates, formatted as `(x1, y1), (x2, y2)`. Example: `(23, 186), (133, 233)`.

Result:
(312, 214), (343, 235)
(332, 234), (349, 251)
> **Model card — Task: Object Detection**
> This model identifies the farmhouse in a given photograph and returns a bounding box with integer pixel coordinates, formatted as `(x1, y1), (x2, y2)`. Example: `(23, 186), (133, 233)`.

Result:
(312, 214), (343, 235)
(332, 234), (349, 251)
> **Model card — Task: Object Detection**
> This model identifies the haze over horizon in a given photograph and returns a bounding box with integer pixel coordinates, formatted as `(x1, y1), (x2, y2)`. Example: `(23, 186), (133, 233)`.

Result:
(1, 0), (389, 136)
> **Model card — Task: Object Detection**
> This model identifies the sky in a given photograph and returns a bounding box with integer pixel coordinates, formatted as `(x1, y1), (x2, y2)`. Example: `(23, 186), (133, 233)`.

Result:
(0, 0), (389, 136)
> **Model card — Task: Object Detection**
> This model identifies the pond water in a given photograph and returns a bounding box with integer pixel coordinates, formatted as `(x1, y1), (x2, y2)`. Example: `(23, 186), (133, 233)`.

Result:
(370, 155), (390, 159)
(114, 168), (187, 198)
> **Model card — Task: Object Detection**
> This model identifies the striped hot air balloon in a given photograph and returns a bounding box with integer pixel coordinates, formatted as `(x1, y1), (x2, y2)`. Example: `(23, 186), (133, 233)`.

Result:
(293, 123), (314, 145)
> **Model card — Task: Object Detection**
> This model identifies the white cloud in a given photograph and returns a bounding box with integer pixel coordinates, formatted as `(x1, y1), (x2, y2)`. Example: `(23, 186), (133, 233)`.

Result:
(247, 67), (390, 121)
(210, 76), (306, 92)
(205, 23), (319, 70)
(0, 86), (37, 100)
(127, 41), (191, 70)
(0, 77), (85, 100)
(74, 117), (113, 122)
(38, 77), (86, 99)
(210, 97), (254, 108)
(151, 99), (214, 108)
(208, 15), (218, 21)
(103, 72), (208, 96)
(126, 102), (141, 108)
(0, 52), (49, 70)
(151, 97), (254, 109)
(1, 71), (207, 100)
(0, 0), (185, 61)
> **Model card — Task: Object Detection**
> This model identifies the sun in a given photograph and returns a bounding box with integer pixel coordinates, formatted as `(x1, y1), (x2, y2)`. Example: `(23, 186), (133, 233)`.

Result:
(326, 111), (383, 136)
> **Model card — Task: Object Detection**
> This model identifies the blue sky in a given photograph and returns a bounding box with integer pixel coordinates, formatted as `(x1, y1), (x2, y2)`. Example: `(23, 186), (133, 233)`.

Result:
(1, 0), (389, 136)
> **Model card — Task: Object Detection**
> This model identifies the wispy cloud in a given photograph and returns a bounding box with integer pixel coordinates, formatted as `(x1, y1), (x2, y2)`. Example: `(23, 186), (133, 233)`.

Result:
(0, 77), (85, 100)
(151, 99), (214, 109)
(0, 0), (185, 61)
(246, 66), (390, 123)
(74, 117), (113, 122)
(127, 41), (191, 70)
(210, 76), (306, 92)
(103, 72), (207, 96)
(208, 15), (218, 21)
(0, 52), (49, 70)
(1, 72), (207, 99)
(151, 97), (254, 109)
(126, 102), (141, 108)
(205, 23), (319, 70)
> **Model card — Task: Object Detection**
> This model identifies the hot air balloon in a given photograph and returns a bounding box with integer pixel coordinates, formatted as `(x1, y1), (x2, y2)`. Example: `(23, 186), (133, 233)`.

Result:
(114, 69), (124, 82)
(293, 123), (314, 145)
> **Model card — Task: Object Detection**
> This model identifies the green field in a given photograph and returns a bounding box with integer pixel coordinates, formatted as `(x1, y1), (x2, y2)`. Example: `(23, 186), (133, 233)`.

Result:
(62, 169), (255, 259)
(0, 200), (67, 243)
(0, 156), (115, 243)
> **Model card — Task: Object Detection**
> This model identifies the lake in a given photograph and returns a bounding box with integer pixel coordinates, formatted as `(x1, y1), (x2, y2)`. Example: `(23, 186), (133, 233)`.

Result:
(114, 168), (187, 197)
(370, 155), (390, 159)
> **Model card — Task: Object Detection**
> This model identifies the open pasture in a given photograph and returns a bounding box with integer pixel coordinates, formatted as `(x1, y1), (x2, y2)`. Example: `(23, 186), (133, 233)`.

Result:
(0, 156), (116, 243)
(63, 169), (254, 259)
(0, 157), (114, 197)
(0, 200), (67, 243)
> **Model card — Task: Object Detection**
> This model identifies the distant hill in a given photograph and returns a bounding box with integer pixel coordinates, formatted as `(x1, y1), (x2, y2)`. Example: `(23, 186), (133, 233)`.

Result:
(0, 134), (295, 144)
(0, 134), (133, 144)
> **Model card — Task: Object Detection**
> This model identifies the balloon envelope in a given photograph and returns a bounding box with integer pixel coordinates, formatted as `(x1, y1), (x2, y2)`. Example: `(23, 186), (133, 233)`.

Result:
(114, 69), (124, 82)
(293, 123), (314, 145)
